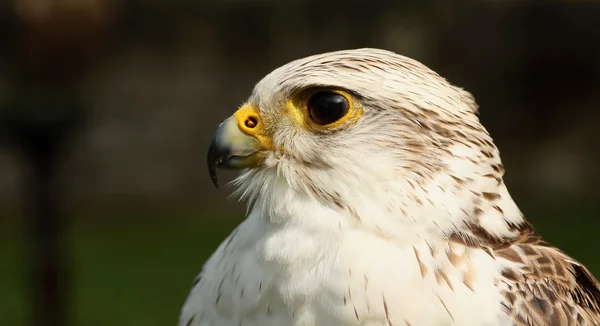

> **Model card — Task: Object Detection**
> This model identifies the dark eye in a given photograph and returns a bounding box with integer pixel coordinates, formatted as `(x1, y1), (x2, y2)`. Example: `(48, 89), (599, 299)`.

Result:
(308, 91), (350, 125)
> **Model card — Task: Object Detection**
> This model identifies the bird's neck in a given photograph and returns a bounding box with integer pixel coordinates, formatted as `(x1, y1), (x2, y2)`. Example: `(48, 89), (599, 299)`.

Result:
(240, 166), (525, 248)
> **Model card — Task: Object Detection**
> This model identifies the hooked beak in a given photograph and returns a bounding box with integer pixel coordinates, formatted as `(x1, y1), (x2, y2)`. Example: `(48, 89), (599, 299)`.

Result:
(207, 105), (270, 187)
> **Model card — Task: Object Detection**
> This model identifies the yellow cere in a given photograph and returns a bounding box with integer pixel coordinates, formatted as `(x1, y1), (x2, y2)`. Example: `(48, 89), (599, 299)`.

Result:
(233, 104), (273, 150)
(287, 88), (363, 131)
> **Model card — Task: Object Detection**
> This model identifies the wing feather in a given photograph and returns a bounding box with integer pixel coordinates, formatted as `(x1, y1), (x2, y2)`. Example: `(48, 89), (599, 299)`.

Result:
(454, 221), (600, 325)
(499, 241), (600, 326)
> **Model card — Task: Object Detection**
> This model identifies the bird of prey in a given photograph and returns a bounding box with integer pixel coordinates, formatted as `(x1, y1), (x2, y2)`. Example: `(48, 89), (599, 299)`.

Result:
(179, 48), (600, 326)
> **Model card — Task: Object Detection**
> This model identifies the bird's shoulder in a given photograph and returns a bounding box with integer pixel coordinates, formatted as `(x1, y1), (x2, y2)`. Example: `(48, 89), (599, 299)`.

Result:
(454, 220), (600, 325)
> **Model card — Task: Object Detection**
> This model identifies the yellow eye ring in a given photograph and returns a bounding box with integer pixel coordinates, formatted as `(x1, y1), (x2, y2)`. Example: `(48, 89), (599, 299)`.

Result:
(290, 88), (362, 131)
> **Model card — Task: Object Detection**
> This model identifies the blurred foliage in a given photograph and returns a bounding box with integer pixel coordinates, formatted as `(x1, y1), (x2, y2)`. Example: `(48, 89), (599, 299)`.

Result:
(0, 213), (240, 326)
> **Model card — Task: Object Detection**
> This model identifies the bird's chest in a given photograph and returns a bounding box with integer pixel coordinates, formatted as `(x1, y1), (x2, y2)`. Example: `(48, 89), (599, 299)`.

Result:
(201, 223), (506, 326)
(183, 206), (510, 326)
(255, 228), (462, 326)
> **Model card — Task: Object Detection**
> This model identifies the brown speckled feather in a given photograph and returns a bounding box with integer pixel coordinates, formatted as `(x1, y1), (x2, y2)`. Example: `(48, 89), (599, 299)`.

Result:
(455, 221), (600, 325)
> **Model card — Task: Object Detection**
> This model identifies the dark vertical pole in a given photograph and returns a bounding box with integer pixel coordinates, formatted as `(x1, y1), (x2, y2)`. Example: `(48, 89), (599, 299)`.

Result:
(3, 1), (118, 325)
(3, 95), (80, 326)
(20, 124), (69, 326)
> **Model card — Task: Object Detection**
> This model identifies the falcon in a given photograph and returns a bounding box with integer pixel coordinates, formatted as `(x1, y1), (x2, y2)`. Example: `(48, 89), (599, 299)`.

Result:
(179, 48), (600, 325)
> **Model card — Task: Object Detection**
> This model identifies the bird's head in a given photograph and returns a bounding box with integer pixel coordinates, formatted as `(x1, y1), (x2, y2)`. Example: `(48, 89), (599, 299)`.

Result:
(208, 48), (522, 239)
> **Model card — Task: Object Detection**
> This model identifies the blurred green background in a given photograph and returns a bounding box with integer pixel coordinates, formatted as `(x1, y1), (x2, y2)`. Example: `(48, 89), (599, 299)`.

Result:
(0, 0), (599, 325)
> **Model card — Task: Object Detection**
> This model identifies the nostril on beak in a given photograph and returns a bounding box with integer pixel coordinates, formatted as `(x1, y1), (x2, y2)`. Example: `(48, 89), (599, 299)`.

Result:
(245, 116), (258, 129)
